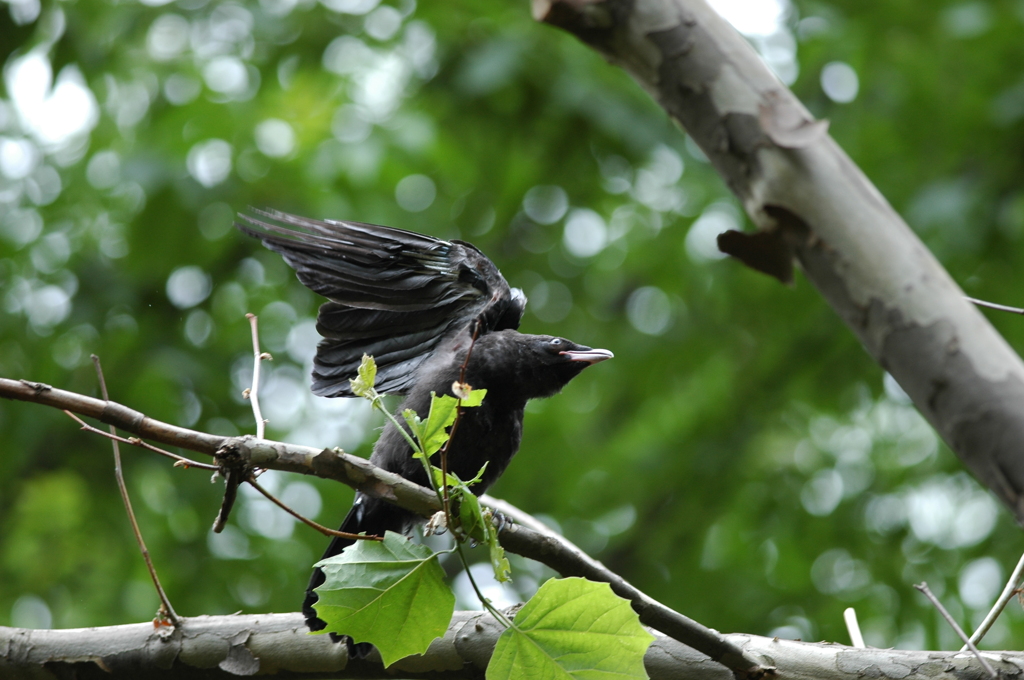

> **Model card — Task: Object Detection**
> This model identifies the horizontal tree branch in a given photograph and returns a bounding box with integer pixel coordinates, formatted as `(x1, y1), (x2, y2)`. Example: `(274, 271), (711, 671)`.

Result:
(0, 376), (763, 677)
(0, 377), (443, 517)
(3, 611), (1020, 680)
(535, 0), (1024, 523)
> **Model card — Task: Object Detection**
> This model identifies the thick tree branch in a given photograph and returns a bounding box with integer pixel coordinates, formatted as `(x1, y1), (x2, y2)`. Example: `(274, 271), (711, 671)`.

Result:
(535, 0), (1024, 523)
(484, 495), (758, 675)
(3, 612), (1021, 680)
(0, 376), (763, 676)
(0, 377), (443, 516)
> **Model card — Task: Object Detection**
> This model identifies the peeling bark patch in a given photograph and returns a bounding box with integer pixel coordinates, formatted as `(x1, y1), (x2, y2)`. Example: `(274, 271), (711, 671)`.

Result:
(537, 0), (632, 50)
(717, 230), (793, 284)
(219, 633), (259, 675)
(647, 21), (709, 92)
(715, 204), (808, 284)
(647, 22), (760, 196)
(722, 113), (768, 158)
(836, 651), (913, 679)
(647, 20), (697, 62)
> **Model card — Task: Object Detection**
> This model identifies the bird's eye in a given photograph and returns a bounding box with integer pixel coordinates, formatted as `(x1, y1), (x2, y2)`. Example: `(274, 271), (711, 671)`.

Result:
(549, 338), (562, 346)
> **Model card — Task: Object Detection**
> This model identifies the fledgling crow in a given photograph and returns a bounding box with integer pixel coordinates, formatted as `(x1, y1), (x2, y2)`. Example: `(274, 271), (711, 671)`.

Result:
(237, 209), (612, 637)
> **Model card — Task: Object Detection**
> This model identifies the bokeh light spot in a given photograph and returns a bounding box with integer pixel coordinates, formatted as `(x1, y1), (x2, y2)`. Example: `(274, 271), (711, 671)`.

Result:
(166, 266), (212, 309)
(255, 118), (296, 158)
(821, 62), (859, 103)
(959, 557), (1002, 610)
(395, 173), (436, 212)
(523, 185), (569, 225)
(147, 14), (190, 61)
(563, 208), (607, 258)
(86, 150), (121, 190)
(0, 137), (39, 179)
(365, 5), (403, 40)
(706, 0), (788, 37)
(685, 203), (738, 262)
(626, 286), (673, 336)
(203, 55), (249, 96)
(187, 139), (233, 187)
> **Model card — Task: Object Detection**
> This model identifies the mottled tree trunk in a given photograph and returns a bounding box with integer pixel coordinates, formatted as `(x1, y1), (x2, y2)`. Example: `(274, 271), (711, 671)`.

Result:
(535, 0), (1024, 522)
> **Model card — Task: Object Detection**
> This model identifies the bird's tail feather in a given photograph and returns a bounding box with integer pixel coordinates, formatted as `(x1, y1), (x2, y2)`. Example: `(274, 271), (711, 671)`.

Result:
(302, 494), (415, 657)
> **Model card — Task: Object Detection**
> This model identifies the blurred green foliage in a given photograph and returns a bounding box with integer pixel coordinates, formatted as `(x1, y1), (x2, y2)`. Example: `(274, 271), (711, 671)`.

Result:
(2, 0), (1024, 654)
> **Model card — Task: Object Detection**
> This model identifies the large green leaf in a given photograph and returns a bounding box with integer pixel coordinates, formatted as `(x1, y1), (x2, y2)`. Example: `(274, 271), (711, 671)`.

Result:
(487, 577), (655, 680)
(313, 532), (455, 667)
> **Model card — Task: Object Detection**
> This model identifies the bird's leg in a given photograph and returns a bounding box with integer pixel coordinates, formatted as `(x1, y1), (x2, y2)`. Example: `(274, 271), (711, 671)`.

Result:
(490, 509), (514, 534)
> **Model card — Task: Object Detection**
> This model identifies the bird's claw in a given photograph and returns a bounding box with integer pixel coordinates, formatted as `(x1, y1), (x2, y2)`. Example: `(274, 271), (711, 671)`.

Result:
(490, 510), (514, 534)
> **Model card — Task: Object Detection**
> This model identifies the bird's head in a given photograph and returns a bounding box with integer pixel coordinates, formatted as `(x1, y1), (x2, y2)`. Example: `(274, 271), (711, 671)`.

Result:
(515, 334), (614, 400)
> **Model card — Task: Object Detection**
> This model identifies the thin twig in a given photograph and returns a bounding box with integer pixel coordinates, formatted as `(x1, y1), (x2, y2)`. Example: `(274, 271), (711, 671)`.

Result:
(91, 355), (179, 626)
(63, 410), (219, 471)
(245, 474), (382, 542)
(967, 297), (1024, 315)
(457, 322), (481, 390)
(439, 324), (481, 529)
(244, 313), (270, 439)
(965, 549), (1024, 649)
(452, 538), (514, 629)
(843, 608), (865, 648)
(213, 314), (272, 533)
(914, 582), (996, 679)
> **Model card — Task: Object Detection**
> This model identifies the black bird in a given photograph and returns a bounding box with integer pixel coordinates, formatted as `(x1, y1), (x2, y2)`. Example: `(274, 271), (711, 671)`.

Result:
(237, 209), (612, 637)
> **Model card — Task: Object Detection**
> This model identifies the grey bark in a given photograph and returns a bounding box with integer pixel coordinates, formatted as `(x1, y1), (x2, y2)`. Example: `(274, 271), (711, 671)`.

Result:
(534, 0), (1024, 522)
(3, 612), (1021, 680)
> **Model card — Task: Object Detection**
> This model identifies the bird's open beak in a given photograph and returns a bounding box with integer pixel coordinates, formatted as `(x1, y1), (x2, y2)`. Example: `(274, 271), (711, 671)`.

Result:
(560, 348), (614, 364)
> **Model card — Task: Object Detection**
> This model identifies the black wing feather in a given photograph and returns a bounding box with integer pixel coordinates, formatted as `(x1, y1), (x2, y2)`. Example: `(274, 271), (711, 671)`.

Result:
(237, 209), (526, 396)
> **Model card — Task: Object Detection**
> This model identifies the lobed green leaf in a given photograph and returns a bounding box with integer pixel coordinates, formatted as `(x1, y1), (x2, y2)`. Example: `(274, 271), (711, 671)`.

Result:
(313, 532), (455, 667)
(487, 577), (654, 680)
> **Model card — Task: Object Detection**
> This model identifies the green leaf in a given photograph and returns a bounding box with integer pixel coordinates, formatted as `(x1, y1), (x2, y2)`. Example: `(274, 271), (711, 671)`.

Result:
(422, 388), (489, 455)
(350, 354), (377, 398)
(455, 491), (510, 582)
(457, 488), (485, 540)
(484, 513), (511, 584)
(487, 578), (654, 680)
(460, 387), (488, 408)
(420, 392), (459, 456)
(428, 466), (460, 489)
(466, 462), (489, 486)
(313, 532), (456, 667)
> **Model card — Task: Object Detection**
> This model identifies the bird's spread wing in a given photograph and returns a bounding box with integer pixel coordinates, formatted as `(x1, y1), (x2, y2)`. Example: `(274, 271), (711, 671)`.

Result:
(237, 209), (526, 396)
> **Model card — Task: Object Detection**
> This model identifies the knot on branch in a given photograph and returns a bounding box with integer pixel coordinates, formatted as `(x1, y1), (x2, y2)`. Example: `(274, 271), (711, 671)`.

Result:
(19, 379), (52, 394)
(211, 438), (257, 533)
